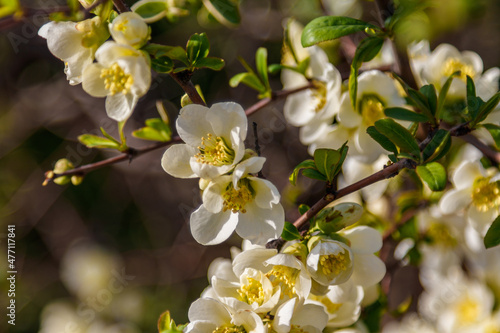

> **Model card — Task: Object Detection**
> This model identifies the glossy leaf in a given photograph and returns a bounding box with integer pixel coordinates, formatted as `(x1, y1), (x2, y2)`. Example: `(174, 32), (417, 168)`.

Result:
(281, 221), (302, 241)
(484, 216), (500, 249)
(436, 71), (460, 120)
(367, 126), (398, 154)
(416, 162), (447, 191)
(482, 123), (500, 149)
(151, 56), (174, 73)
(202, 0), (240, 26)
(422, 129), (451, 163)
(193, 57), (225, 71)
(419, 84), (437, 115)
(374, 118), (420, 160)
(475, 91), (500, 126)
(301, 168), (327, 182)
(289, 159), (316, 186)
(301, 16), (379, 47)
(186, 33), (210, 64)
(78, 134), (121, 149)
(133, 1), (167, 22)
(314, 148), (341, 182)
(255, 47), (270, 91)
(384, 107), (430, 123)
(229, 72), (265, 92)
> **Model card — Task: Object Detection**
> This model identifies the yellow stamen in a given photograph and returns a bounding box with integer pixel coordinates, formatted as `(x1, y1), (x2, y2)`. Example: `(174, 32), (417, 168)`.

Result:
(237, 277), (265, 305)
(266, 265), (298, 299)
(195, 133), (234, 166)
(309, 294), (342, 314)
(311, 80), (327, 112)
(100, 63), (134, 95)
(319, 251), (349, 276)
(471, 177), (500, 212)
(222, 180), (254, 213)
(427, 222), (457, 248)
(358, 94), (385, 127)
(455, 296), (479, 325)
(442, 58), (476, 82)
(213, 325), (246, 333)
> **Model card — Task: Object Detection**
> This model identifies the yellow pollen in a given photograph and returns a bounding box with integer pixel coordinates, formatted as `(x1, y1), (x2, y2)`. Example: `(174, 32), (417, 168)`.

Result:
(471, 177), (500, 212)
(290, 325), (307, 333)
(195, 133), (234, 166)
(358, 94), (385, 127)
(237, 277), (265, 305)
(114, 19), (129, 32)
(266, 265), (298, 299)
(309, 294), (342, 314)
(222, 180), (254, 213)
(311, 81), (327, 112)
(427, 222), (457, 248)
(319, 251), (349, 276)
(213, 325), (246, 333)
(100, 63), (134, 95)
(442, 58), (476, 82)
(455, 297), (480, 325)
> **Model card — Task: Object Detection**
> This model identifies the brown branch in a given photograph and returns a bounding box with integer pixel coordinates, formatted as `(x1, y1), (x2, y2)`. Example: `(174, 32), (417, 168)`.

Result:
(169, 71), (206, 107)
(292, 159), (416, 231)
(112, 0), (129, 13)
(461, 134), (500, 164)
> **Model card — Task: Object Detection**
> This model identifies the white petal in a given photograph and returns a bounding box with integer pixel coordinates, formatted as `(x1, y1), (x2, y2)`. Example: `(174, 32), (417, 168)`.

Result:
(283, 89), (317, 127)
(351, 254), (386, 287)
(273, 298), (296, 333)
(439, 188), (471, 215)
(292, 303), (329, 331)
(176, 104), (213, 147)
(233, 309), (266, 333)
(250, 177), (280, 209)
(232, 157), (265, 184)
(117, 56), (151, 96)
(467, 205), (498, 236)
(185, 320), (217, 333)
(453, 160), (485, 189)
(190, 158), (233, 180)
(207, 102), (247, 141)
(232, 248), (277, 276)
(236, 202), (284, 245)
(105, 93), (137, 121)
(188, 298), (230, 325)
(161, 144), (197, 178)
(337, 94), (361, 128)
(190, 206), (237, 245)
(202, 176), (231, 213)
(82, 63), (108, 97)
(44, 21), (85, 60)
(95, 41), (140, 66)
(342, 226), (382, 254)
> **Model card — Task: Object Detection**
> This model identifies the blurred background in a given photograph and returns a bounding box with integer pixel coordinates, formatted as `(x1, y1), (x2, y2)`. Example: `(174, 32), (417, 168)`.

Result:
(0, 0), (499, 332)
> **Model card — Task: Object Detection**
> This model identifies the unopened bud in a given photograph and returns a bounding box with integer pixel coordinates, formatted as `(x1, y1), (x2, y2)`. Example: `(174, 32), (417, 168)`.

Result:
(180, 93), (192, 107)
(71, 175), (84, 186)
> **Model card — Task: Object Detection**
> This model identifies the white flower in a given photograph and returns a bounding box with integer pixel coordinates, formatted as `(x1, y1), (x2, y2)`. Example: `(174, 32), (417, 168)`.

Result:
(162, 102), (247, 180)
(82, 41), (151, 121)
(382, 313), (437, 333)
(314, 70), (407, 163)
(189, 157), (284, 245)
(38, 16), (109, 85)
(321, 0), (362, 18)
(307, 237), (354, 286)
(185, 298), (266, 333)
(272, 297), (329, 333)
(439, 159), (500, 237)
(109, 12), (150, 49)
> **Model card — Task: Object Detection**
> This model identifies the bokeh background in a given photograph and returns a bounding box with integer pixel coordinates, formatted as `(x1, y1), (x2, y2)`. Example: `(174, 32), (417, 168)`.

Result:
(0, 0), (499, 332)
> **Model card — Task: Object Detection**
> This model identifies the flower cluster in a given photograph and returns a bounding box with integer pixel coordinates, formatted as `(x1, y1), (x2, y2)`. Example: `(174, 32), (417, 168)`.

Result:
(39, 10), (151, 121)
(162, 102), (285, 245)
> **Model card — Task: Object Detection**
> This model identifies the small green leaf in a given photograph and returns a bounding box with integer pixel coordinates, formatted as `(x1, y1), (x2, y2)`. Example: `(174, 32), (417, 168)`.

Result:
(475, 91), (500, 126)
(314, 148), (341, 182)
(482, 123), (500, 149)
(133, 1), (167, 22)
(255, 47), (270, 91)
(202, 0), (240, 26)
(416, 162), (447, 191)
(384, 107), (430, 123)
(186, 33), (210, 65)
(301, 16), (380, 47)
(331, 142), (349, 180)
(78, 134), (121, 149)
(100, 127), (120, 144)
(374, 118), (420, 160)
(349, 37), (384, 107)
(298, 204), (310, 215)
(229, 72), (265, 92)
(419, 84), (437, 115)
(289, 159), (316, 186)
(367, 126), (398, 154)
(422, 129), (451, 163)
(281, 221), (302, 241)
(193, 57), (225, 71)
(484, 216), (500, 249)
(407, 88), (434, 122)
(436, 71), (460, 119)
(301, 168), (328, 182)
(143, 44), (188, 65)
(466, 76), (485, 124)
(133, 118), (172, 142)
(151, 56), (174, 73)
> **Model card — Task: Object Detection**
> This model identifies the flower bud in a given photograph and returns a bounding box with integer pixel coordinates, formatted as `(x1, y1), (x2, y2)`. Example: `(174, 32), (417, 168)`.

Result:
(53, 158), (74, 185)
(109, 12), (150, 49)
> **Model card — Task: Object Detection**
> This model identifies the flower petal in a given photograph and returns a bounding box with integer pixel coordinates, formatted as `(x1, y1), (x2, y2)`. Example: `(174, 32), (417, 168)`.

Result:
(250, 177), (280, 209)
(82, 63), (108, 97)
(236, 202), (284, 245)
(105, 92), (137, 121)
(190, 206), (237, 245)
(161, 144), (197, 178)
(341, 226), (382, 254)
(176, 104), (213, 147)
(439, 188), (471, 215)
(188, 298), (230, 325)
(207, 102), (247, 141)
(337, 94), (361, 128)
(203, 176), (231, 213)
(351, 253), (386, 287)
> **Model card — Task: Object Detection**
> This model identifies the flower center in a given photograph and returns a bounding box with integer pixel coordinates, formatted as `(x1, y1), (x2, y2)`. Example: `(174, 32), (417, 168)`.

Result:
(311, 80), (327, 112)
(427, 222), (457, 248)
(455, 297), (480, 325)
(237, 277), (265, 305)
(358, 94), (385, 127)
(195, 133), (235, 166)
(213, 325), (246, 333)
(442, 58), (476, 82)
(309, 294), (342, 314)
(290, 325), (308, 333)
(114, 18), (129, 32)
(266, 265), (299, 299)
(319, 250), (349, 276)
(100, 63), (134, 95)
(471, 177), (500, 212)
(222, 180), (254, 213)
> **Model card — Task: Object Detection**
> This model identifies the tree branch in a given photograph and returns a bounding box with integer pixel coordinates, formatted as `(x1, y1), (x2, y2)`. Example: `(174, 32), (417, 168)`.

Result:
(112, 0), (129, 13)
(169, 71), (206, 107)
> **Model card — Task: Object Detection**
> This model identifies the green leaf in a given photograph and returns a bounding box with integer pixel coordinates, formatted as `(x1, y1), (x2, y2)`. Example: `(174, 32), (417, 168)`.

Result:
(416, 162), (447, 191)
(100, 127), (120, 144)
(143, 44), (188, 65)
(422, 129), (451, 163)
(281, 221), (302, 241)
(419, 84), (437, 115)
(331, 142), (349, 180)
(407, 88), (434, 122)
(298, 204), (310, 215)
(133, 118), (172, 142)
(475, 91), (500, 126)
(314, 148), (341, 182)
(349, 37), (384, 108)
(78, 134), (121, 149)
(133, 1), (167, 21)
(301, 168), (327, 182)
(384, 107), (430, 123)
(466, 76), (485, 124)
(186, 33), (210, 65)
(255, 47), (270, 91)
(202, 0), (240, 26)
(366, 126), (398, 155)
(229, 72), (265, 92)
(374, 118), (420, 160)
(482, 123), (500, 149)
(436, 71), (460, 120)
(151, 56), (174, 73)
(289, 159), (316, 186)
(484, 216), (500, 249)
(193, 57), (225, 71)
(301, 16), (379, 47)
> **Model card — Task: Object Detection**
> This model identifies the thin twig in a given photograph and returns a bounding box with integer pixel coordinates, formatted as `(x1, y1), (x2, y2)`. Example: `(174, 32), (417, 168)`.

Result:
(112, 0), (129, 13)
(169, 71), (206, 106)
